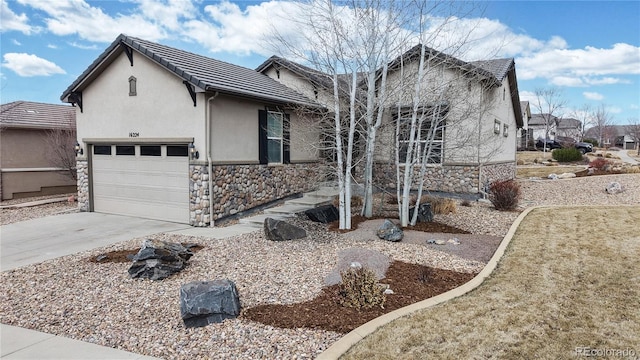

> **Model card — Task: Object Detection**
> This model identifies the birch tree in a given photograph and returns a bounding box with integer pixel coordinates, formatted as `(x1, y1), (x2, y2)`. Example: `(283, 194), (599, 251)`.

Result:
(531, 87), (567, 152)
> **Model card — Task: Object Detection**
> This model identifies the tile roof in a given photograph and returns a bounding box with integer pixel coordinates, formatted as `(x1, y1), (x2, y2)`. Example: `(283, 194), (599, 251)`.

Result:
(470, 59), (514, 82)
(1, 101), (75, 129)
(61, 34), (317, 107)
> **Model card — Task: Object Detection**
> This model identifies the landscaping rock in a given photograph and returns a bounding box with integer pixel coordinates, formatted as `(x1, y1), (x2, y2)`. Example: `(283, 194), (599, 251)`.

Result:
(180, 280), (241, 328)
(263, 218), (307, 241)
(128, 239), (193, 280)
(557, 172), (576, 179)
(376, 219), (403, 242)
(304, 204), (339, 223)
(605, 182), (624, 194)
(547, 173), (558, 180)
(324, 248), (391, 286)
(409, 203), (434, 223)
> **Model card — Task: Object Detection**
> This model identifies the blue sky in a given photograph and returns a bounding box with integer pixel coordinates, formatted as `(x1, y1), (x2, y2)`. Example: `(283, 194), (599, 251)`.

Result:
(1, 0), (639, 125)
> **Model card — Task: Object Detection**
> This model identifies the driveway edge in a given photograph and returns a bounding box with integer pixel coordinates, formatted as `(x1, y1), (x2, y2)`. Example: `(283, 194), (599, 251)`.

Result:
(317, 206), (541, 360)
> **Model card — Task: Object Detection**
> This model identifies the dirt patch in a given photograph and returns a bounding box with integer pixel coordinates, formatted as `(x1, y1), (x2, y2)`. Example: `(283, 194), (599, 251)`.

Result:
(242, 260), (476, 333)
(89, 244), (204, 263)
(574, 169), (623, 177)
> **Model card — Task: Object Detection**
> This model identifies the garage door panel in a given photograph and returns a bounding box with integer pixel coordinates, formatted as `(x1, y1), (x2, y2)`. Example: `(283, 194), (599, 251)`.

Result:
(91, 145), (189, 224)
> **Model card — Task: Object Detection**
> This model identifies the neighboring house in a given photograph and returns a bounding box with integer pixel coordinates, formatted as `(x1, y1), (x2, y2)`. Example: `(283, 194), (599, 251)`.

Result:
(517, 101), (532, 150)
(259, 45), (524, 194)
(0, 101), (76, 200)
(585, 125), (636, 149)
(529, 114), (582, 143)
(60, 34), (322, 226)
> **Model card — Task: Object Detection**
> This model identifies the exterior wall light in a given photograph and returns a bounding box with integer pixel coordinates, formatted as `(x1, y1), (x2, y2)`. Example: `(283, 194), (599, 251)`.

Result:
(74, 141), (84, 156)
(189, 142), (199, 160)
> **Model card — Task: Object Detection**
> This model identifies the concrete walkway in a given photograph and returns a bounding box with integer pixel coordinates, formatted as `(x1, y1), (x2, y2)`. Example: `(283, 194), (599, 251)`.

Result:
(617, 149), (639, 165)
(1, 187), (337, 359)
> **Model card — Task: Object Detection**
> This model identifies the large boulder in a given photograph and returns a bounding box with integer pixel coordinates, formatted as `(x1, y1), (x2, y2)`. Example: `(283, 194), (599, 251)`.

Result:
(305, 205), (339, 223)
(409, 203), (434, 223)
(180, 280), (241, 328)
(128, 239), (193, 280)
(263, 218), (307, 241)
(376, 219), (403, 242)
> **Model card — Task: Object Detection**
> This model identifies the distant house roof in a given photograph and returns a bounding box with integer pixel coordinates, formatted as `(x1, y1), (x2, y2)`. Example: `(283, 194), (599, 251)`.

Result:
(585, 125), (634, 138)
(529, 114), (581, 129)
(1, 101), (75, 129)
(61, 34), (318, 107)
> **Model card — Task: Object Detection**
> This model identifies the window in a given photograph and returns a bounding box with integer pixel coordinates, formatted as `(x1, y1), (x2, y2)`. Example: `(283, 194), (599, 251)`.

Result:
(94, 145), (112, 155)
(503, 124), (509, 137)
(494, 119), (501, 134)
(128, 76), (137, 96)
(396, 108), (445, 165)
(140, 145), (161, 156)
(258, 110), (290, 164)
(116, 145), (135, 156)
(167, 145), (188, 157)
(267, 111), (283, 163)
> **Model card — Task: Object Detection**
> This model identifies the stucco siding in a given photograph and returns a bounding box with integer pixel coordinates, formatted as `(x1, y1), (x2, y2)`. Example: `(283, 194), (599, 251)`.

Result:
(76, 52), (205, 147)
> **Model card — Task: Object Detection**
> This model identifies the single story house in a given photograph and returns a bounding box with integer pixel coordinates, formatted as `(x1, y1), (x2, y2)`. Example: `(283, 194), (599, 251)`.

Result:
(585, 125), (636, 149)
(0, 101), (77, 200)
(61, 34), (323, 226)
(258, 45), (524, 194)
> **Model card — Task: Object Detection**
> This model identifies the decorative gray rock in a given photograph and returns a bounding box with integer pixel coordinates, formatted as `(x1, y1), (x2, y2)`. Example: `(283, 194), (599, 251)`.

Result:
(128, 239), (194, 280)
(409, 203), (434, 223)
(263, 218), (307, 241)
(305, 205), (339, 223)
(547, 173), (558, 180)
(376, 219), (403, 242)
(180, 280), (241, 328)
(557, 172), (576, 179)
(605, 182), (624, 194)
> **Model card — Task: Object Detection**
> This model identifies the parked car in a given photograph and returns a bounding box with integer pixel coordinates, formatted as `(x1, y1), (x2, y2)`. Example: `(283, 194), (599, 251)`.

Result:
(536, 138), (563, 150)
(574, 142), (593, 154)
(536, 138), (593, 154)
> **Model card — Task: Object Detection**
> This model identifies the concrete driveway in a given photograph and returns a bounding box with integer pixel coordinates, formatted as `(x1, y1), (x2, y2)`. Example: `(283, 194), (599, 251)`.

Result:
(1, 212), (191, 271)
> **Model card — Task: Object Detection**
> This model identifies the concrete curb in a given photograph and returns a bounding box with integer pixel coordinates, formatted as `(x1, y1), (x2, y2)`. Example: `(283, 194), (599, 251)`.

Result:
(317, 206), (541, 360)
(0, 197), (69, 209)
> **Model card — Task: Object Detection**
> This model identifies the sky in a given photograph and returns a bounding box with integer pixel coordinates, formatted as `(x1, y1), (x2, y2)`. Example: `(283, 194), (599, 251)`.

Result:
(1, 0), (639, 125)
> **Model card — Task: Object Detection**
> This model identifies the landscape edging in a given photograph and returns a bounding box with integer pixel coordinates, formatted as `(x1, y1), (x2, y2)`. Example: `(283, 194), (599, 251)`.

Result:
(316, 205), (542, 360)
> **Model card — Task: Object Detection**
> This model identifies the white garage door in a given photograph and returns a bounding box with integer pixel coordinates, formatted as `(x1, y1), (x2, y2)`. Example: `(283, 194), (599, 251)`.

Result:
(91, 144), (189, 223)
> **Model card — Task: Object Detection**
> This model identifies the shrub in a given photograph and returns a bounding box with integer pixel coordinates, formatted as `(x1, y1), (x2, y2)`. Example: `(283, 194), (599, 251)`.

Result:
(589, 158), (610, 171)
(624, 166), (640, 174)
(488, 180), (520, 211)
(338, 266), (385, 310)
(552, 147), (583, 162)
(420, 195), (457, 214)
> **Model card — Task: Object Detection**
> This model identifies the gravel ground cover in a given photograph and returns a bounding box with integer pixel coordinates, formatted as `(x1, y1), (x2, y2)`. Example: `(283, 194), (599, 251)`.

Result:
(0, 193), (77, 225)
(1, 174), (638, 359)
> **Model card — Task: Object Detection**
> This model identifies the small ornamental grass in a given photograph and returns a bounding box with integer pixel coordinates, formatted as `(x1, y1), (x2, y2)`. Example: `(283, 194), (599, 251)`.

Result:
(552, 148), (583, 162)
(589, 157), (611, 171)
(488, 180), (520, 211)
(338, 266), (385, 310)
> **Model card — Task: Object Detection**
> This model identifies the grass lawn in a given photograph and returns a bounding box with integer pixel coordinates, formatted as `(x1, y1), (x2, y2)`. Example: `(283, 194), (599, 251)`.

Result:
(343, 206), (640, 359)
(516, 151), (551, 163)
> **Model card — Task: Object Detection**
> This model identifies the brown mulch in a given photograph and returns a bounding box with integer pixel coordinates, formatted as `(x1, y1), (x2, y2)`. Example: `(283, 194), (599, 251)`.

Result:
(242, 260), (476, 333)
(574, 169), (623, 177)
(328, 215), (470, 234)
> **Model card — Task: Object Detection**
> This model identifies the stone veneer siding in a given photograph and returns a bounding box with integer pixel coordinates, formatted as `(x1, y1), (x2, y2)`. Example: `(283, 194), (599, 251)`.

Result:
(190, 163), (323, 226)
(76, 159), (89, 211)
(373, 161), (516, 194)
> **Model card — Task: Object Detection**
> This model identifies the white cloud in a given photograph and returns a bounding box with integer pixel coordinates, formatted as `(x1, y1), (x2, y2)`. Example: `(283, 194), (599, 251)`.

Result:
(2, 53), (66, 76)
(583, 92), (604, 100)
(630, 104), (639, 110)
(47, 44), (58, 49)
(68, 41), (99, 50)
(11, 39), (22, 45)
(1, 0), (35, 34)
(517, 43), (640, 85)
(17, 0), (167, 42)
(607, 106), (622, 114)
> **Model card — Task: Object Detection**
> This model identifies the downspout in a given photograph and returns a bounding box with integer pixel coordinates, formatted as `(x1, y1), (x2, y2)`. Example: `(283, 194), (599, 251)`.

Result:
(206, 92), (219, 227)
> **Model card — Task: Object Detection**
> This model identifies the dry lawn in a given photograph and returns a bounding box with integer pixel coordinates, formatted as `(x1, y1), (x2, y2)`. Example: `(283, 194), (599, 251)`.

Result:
(343, 206), (640, 359)
(516, 166), (585, 178)
(516, 151), (551, 163)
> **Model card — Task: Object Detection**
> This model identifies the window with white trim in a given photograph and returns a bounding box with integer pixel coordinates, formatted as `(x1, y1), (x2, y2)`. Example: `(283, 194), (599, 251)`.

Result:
(266, 111), (284, 163)
(396, 108), (445, 165)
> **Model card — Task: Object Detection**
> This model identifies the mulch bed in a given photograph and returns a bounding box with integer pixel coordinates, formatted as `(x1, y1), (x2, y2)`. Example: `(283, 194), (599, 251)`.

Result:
(328, 215), (470, 234)
(242, 260), (475, 333)
(89, 244), (204, 263)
